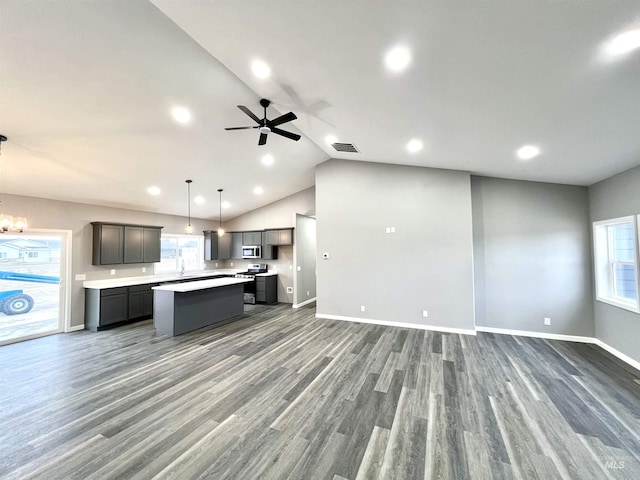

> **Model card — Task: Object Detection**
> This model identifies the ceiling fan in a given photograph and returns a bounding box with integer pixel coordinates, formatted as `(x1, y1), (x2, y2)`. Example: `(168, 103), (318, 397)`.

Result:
(225, 99), (301, 146)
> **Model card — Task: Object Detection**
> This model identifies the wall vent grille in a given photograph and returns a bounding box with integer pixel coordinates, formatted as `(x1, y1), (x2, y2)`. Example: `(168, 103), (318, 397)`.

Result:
(331, 142), (359, 153)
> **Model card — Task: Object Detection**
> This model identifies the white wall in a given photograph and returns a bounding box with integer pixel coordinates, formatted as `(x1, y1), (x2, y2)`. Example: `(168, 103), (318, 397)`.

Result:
(472, 176), (594, 336)
(589, 164), (640, 363)
(3, 193), (217, 328)
(221, 187), (316, 304)
(316, 159), (476, 332)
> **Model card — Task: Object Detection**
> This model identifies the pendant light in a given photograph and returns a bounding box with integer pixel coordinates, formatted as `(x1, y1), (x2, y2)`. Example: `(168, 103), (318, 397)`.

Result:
(0, 134), (28, 233)
(217, 188), (225, 237)
(185, 179), (193, 234)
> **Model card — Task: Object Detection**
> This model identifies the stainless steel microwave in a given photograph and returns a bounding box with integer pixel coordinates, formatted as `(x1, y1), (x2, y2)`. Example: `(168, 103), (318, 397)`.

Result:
(242, 245), (261, 259)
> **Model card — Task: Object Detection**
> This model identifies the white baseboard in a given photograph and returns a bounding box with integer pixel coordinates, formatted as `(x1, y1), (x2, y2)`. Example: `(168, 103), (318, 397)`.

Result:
(594, 339), (640, 372)
(315, 313), (477, 336)
(293, 297), (317, 309)
(475, 326), (640, 372)
(475, 326), (596, 344)
(66, 325), (85, 332)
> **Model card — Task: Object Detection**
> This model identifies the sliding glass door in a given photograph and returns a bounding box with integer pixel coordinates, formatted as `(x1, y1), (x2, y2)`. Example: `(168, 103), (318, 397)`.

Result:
(0, 231), (68, 345)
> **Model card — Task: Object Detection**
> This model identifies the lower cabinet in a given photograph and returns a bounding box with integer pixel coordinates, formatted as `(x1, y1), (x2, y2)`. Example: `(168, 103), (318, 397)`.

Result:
(85, 283), (157, 331)
(255, 275), (278, 304)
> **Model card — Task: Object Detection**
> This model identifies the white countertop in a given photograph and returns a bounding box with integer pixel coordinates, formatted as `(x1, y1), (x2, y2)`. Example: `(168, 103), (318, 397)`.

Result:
(255, 271), (278, 277)
(83, 269), (244, 289)
(152, 277), (254, 293)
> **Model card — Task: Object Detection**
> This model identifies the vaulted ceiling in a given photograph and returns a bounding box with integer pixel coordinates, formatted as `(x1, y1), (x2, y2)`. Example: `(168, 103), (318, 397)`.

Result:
(1, 1), (639, 220)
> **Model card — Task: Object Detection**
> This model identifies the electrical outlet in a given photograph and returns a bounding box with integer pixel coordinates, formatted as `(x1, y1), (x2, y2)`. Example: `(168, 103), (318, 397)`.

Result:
(385, 227), (391, 234)
(307, 290), (310, 296)
(110, 269), (116, 275)
(297, 266), (301, 271)
(361, 305), (366, 312)
(142, 267), (146, 273)
(423, 310), (429, 318)
(215, 263), (219, 267)
(544, 317), (551, 326)
(390, 227), (396, 233)
(75, 273), (86, 281)
(286, 287), (293, 294)
(230, 262), (233, 266)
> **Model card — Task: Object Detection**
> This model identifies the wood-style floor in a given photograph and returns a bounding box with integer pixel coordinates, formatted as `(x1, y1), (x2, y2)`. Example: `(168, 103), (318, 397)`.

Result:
(1, 304), (639, 480)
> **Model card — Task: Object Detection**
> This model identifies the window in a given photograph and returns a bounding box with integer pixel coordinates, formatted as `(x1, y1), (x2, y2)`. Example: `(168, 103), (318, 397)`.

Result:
(154, 234), (204, 274)
(28, 252), (39, 258)
(593, 216), (640, 312)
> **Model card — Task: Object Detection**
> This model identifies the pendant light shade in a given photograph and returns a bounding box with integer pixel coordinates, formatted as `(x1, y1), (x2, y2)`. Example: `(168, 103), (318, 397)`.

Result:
(217, 188), (225, 237)
(185, 179), (193, 234)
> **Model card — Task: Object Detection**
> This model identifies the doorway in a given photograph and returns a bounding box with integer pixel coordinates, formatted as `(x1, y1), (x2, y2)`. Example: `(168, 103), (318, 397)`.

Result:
(0, 230), (70, 345)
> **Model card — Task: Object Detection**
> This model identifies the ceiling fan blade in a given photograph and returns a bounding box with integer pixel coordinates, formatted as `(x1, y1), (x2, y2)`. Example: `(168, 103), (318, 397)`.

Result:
(269, 111), (297, 127)
(225, 126), (259, 130)
(271, 127), (301, 141)
(238, 105), (261, 123)
(258, 132), (268, 145)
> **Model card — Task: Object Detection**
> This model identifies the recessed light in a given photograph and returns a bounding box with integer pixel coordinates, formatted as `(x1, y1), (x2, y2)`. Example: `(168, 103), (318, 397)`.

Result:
(253, 186), (264, 195)
(251, 59), (271, 79)
(171, 106), (192, 125)
(193, 195), (205, 205)
(406, 139), (423, 153)
(385, 46), (412, 72)
(605, 29), (640, 57)
(516, 145), (540, 160)
(147, 186), (161, 196)
(325, 135), (337, 145)
(261, 154), (274, 166)
(222, 201), (231, 209)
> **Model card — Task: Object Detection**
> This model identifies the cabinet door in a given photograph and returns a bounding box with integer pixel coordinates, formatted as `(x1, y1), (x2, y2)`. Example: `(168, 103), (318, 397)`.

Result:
(143, 290), (154, 317)
(279, 229), (293, 245)
(231, 232), (243, 259)
(95, 224), (124, 265)
(124, 226), (144, 264)
(100, 291), (128, 325)
(204, 230), (219, 261)
(143, 228), (161, 263)
(265, 230), (280, 245)
(219, 233), (232, 259)
(243, 231), (262, 245)
(128, 291), (144, 318)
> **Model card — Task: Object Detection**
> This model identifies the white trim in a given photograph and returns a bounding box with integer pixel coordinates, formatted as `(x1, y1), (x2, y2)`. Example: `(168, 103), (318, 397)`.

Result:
(475, 326), (640, 372)
(315, 313), (477, 336)
(594, 339), (640, 372)
(293, 297), (316, 309)
(475, 326), (596, 344)
(67, 325), (85, 332)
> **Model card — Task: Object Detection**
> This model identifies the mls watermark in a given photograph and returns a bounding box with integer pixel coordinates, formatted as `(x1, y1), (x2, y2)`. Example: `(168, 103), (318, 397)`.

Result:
(598, 454), (635, 470)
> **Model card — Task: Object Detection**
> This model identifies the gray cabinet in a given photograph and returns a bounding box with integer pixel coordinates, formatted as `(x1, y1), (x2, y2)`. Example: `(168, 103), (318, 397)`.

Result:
(86, 283), (157, 331)
(231, 232), (243, 259)
(92, 222), (162, 266)
(242, 231), (262, 246)
(92, 223), (124, 265)
(204, 231), (232, 261)
(256, 274), (278, 304)
(262, 231), (278, 260)
(264, 228), (293, 246)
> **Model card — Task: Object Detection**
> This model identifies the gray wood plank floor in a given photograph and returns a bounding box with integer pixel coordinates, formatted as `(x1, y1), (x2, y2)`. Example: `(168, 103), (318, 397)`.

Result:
(1, 304), (639, 479)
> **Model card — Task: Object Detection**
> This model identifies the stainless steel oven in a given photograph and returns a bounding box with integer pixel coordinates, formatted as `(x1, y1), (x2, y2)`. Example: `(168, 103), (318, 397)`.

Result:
(234, 263), (267, 304)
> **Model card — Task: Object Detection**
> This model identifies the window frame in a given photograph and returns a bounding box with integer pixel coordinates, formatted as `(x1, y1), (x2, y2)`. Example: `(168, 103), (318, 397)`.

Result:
(593, 216), (640, 313)
(153, 233), (204, 275)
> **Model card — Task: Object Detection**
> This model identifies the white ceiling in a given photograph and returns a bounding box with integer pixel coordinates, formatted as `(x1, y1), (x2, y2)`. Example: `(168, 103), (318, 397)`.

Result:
(1, 1), (639, 221)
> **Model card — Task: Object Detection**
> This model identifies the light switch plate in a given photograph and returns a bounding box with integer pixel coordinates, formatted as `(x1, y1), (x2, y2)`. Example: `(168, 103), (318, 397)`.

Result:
(286, 287), (293, 294)
(110, 269), (116, 275)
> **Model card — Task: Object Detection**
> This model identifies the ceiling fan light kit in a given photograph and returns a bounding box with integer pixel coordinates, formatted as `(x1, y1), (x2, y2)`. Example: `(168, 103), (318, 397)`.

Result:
(225, 98), (301, 146)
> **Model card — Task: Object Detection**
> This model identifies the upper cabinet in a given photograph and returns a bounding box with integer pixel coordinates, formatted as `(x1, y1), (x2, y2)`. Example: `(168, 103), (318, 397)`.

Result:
(204, 230), (233, 261)
(92, 222), (162, 266)
(242, 231), (263, 246)
(264, 229), (293, 246)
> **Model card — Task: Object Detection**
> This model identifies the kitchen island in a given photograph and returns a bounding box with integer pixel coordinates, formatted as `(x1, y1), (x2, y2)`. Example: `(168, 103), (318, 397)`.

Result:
(152, 277), (253, 336)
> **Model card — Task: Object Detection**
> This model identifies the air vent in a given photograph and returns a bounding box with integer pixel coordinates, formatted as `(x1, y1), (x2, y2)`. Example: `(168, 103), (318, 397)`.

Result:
(331, 142), (359, 153)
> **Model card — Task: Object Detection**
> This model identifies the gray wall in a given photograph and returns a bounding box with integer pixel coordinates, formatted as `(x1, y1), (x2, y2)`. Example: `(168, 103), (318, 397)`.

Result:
(2, 193), (217, 328)
(589, 164), (640, 363)
(471, 177), (594, 336)
(316, 159), (475, 331)
(222, 187), (316, 304)
(294, 214), (317, 306)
